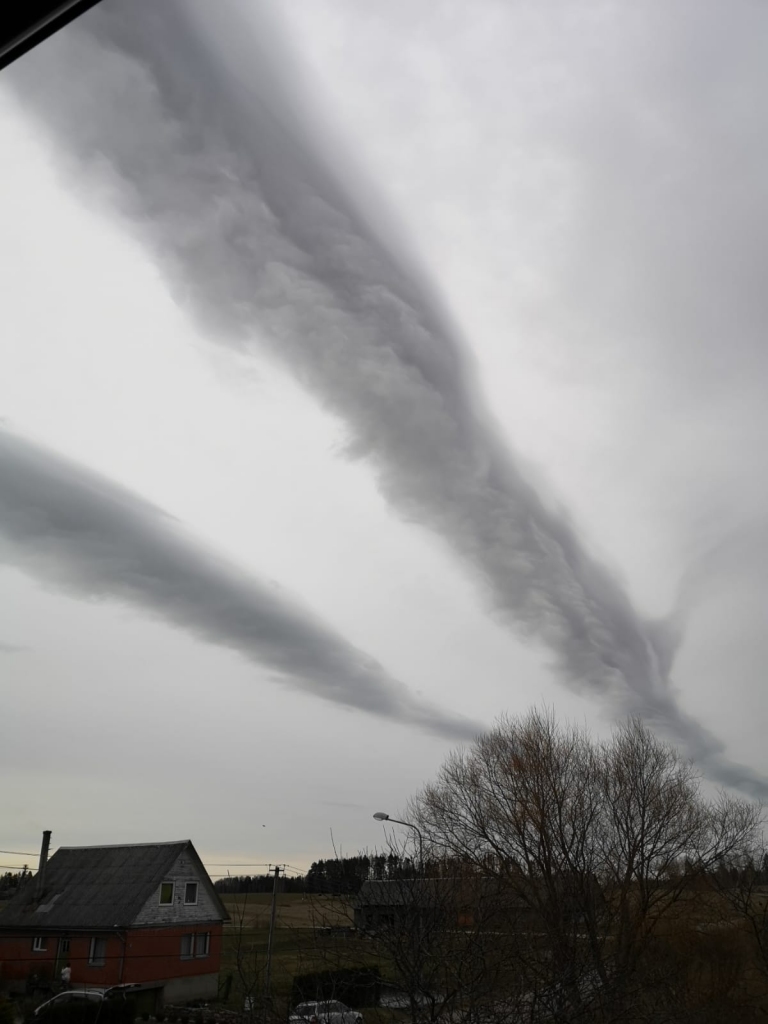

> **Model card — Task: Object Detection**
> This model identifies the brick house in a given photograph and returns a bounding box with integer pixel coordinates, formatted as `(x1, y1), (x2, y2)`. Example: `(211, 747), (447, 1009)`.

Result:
(0, 835), (229, 1004)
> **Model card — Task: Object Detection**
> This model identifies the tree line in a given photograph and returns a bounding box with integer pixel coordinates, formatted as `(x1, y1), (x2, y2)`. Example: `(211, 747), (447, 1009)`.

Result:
(0, 868), (29, 900)
(213, 854), (419, 895)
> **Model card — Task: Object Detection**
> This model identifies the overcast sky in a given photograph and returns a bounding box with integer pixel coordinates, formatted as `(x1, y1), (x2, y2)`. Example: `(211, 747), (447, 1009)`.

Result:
(1, 0), (767, 873)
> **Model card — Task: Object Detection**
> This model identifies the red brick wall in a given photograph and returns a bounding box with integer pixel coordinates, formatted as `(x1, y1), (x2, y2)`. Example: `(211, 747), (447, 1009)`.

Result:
(0, 934), (88, 985)
(121, 926), (224, 984)
(0, 925), (223, 987)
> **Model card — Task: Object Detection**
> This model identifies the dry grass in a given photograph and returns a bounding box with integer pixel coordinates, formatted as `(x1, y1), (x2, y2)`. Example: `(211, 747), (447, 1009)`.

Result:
(219, 894), (376, 1012)
(222, 893), (354, 931)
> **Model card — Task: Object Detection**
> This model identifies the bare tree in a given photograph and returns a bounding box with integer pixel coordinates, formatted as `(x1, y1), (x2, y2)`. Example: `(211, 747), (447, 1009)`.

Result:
(410, 708), (762, 1023)
(710, 845), (768, 999)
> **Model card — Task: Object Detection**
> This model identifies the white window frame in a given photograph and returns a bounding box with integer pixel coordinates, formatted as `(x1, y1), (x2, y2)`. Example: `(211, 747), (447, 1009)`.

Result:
(88, 937), (107, 967)
(184, 882), (198, 906)
(159, 881), (175, 905)
(59, 937), (71, 955)
(32, 937), (47, 952)
(180, 934), (194, 960)
(195, 932), (210, 958)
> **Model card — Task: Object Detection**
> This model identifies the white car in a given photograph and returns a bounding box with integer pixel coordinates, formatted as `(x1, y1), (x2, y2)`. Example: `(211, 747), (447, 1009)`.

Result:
(34, 984), (140, 1017)
(289, 1000), (363, 1024)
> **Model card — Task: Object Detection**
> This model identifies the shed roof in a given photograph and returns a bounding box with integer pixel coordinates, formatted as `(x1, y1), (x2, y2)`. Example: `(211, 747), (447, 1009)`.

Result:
(0, 840), (228, 930)
(355, 876), (526, 910)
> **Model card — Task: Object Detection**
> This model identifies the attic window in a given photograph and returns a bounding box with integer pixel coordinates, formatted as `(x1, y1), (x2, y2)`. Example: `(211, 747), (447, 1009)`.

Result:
(159, 882), (174, 905)
(184, 882), (198, 905)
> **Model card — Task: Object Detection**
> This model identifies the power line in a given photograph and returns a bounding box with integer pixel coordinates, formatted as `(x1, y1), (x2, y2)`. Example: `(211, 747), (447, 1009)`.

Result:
(1, 865), (306, 876)
(203, 864), (306, 877)
(204, 863), (275, 868)
(2, 858), (308, 870)
(203, 865), (306, 873)
(0, 870), (298, 876)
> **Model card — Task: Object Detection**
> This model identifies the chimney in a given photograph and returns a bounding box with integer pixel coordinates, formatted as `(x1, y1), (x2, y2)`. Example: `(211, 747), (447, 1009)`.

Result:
(35, 830), (52, 899)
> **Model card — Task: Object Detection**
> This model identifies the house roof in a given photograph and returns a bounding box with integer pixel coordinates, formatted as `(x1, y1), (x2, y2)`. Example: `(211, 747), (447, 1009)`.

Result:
(355, 876), (525, 910)
(356, 879), (440, 908)
(0, 840), (228, 930)
(356, 877), (503, 907)
(356, 874), (605, 915)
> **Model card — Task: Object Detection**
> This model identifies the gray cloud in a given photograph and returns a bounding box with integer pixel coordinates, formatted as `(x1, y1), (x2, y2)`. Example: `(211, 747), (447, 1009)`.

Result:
(0, 641), (26, 654)
(0, 427), (479, 742)
(2, 0), (765, 795)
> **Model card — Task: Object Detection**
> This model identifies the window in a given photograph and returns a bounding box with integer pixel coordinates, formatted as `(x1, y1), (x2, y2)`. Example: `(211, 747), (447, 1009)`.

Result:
(159, 882), (174, 905)
(88, 937), (107, 966)
(184, 882), (198, 905)
(181, 933), (209, 959)
(60, 937), (71, 954)
(32, 937), (47, 952)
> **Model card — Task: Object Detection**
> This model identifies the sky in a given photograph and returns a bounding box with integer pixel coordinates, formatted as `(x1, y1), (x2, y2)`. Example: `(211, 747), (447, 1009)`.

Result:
(1, 0), (767, 873)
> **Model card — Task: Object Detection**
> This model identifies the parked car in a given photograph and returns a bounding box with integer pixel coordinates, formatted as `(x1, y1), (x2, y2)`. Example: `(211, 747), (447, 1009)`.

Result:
(289, 1001), (363, 1024)
(34, 984), (140, 1017)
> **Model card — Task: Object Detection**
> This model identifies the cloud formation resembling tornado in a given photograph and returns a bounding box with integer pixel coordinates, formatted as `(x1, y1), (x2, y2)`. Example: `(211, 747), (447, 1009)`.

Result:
(0, 427), (479, 742)
(3, 0), (766, 795)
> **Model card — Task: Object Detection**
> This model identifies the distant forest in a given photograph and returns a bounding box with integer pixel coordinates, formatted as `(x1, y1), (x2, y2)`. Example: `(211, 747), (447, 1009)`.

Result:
(211, 849), (768, 895)
(0, 868), (30, 899)
(213, 854), (417, 895)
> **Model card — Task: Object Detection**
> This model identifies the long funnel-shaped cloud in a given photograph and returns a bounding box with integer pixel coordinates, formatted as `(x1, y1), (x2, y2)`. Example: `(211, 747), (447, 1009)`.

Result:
(0, 427), (479, 741)
(3, 0), (765, 795)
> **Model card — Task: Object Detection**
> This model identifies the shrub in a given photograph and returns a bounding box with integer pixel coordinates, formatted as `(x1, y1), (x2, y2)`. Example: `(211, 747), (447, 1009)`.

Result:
(0, 998), (16, 1024)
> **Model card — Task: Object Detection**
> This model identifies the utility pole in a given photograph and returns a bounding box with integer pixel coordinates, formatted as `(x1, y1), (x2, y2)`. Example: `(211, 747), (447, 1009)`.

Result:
(263, 865), (281, 1022)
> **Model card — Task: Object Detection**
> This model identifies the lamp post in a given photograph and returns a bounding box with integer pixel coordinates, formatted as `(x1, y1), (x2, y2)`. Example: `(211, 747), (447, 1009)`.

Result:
(373, 812), (424, 875)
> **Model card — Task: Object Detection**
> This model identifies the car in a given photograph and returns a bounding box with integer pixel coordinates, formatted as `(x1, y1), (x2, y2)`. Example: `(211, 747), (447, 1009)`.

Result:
(33, 984), (141, 1017)
(289, 1001), (363, 1024)
(33, 989), (104, 1018)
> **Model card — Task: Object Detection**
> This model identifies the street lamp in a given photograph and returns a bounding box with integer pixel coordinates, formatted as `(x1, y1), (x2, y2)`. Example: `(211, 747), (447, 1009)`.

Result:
(373, 812), (424, 874)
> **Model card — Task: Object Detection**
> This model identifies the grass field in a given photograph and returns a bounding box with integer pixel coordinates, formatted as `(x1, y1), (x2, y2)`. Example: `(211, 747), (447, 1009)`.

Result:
(221, 893), (354, 931)
(219, 893), (390, 1015)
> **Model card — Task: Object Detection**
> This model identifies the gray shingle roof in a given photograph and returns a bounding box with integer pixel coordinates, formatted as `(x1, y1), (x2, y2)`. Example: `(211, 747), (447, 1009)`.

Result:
(355, 878), (500, 908)
(0, 840), (225, 930)
(355, 876), (523, 909)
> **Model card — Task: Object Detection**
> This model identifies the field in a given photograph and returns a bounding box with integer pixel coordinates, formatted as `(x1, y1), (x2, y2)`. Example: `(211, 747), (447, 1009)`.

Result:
(219, 893), (392, 1016)
(221, 893), (354, 931)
